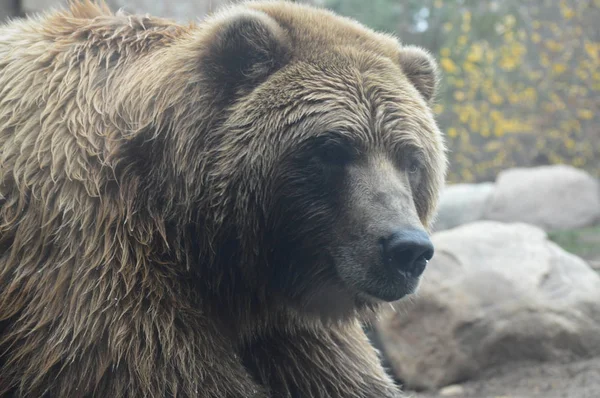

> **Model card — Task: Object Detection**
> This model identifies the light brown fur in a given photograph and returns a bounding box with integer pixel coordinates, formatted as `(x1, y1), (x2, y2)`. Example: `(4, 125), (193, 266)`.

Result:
(0, 1), (446, 397)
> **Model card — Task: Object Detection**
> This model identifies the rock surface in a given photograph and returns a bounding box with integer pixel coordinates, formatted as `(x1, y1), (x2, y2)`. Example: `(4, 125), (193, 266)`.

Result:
(432, 183), (494, 232)
(376, 221), (600, 390)
(0, 0), (19, 21)
(483, 165), (600, 231)
(409, 357), (600, 398)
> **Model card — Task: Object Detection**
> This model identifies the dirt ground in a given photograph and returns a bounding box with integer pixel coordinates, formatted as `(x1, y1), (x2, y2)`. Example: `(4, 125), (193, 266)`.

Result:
(405, 357), (600, 398)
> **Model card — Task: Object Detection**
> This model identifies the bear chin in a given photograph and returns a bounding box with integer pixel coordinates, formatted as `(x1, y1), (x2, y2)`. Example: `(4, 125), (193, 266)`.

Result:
(298, 270), (421, 320)
(357, 274), (421, 303)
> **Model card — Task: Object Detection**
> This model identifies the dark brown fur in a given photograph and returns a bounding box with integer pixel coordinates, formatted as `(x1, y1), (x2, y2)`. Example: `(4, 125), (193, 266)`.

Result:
(0, 1), (446, 397)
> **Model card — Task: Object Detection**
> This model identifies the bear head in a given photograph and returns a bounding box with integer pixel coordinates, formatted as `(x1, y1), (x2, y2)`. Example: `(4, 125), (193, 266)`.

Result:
(121, 1), (447, 319)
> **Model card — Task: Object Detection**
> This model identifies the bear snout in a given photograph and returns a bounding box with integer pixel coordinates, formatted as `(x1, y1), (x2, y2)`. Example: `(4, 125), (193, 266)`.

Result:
(379, 228), (434, 278)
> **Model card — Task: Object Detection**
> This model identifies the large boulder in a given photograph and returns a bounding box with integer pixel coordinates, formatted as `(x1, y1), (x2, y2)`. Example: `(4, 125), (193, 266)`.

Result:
(0, 0), (19, 21)
(20, 0), (62, 15)
(375, 221), (600, 391)
(432, 183), (495, 232)
(483, 165), (600, 231)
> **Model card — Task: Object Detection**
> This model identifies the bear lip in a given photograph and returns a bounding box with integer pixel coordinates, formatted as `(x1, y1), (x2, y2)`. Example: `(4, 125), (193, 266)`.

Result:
(357, 272), (421, 303)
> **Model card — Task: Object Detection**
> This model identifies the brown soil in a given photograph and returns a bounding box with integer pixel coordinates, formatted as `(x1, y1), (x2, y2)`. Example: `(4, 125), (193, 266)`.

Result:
(406, 358), (600, 398)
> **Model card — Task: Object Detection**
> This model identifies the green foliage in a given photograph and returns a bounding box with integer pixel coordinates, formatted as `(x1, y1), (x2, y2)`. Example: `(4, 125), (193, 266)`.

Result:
(323, 0), (403, 33)
(323, 0), (600, 183)
(548, 226), (600, 261)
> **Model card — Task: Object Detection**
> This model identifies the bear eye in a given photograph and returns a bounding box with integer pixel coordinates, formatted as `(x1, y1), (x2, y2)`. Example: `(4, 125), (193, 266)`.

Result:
(408, 162), (419, 174)
(408, 158), (422, 174)
(313, 137), (354, 166)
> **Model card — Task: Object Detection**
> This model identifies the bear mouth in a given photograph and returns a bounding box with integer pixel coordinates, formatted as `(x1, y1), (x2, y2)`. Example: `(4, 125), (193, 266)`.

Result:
(330, 252), (426, 304)
(358, 271), (421, 303)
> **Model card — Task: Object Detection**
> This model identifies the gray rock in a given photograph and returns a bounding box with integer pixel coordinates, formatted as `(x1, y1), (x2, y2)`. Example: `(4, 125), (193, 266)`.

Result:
(0, 0), (19, 21)
(483, 165), (600, 231)
(375, 221), (600, 390)
(431, 183), (495, 232)
(589, 260), (600, 272)
(21, 0), (62, 15)
(438, 384), (465, 396)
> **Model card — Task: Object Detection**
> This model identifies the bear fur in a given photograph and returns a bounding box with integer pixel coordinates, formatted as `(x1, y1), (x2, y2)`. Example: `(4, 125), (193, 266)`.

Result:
(0, 1), (447, 397)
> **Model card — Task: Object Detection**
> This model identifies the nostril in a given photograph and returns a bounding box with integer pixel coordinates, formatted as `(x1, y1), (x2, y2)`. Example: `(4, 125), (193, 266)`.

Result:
(422, 247), (434, 262)
(388, 248), (414, 268)
(382, 228), (434, 277)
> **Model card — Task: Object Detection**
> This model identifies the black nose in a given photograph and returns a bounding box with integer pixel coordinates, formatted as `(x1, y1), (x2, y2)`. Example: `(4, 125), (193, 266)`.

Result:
(381, 228), (434, 277)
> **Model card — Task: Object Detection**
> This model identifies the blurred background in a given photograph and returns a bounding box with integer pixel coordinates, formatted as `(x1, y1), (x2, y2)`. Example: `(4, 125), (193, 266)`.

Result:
(2, 1), (599, 397)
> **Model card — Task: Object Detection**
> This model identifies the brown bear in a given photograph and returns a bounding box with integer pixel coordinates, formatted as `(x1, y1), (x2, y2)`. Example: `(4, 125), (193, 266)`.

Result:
(0, 1), (447, 397)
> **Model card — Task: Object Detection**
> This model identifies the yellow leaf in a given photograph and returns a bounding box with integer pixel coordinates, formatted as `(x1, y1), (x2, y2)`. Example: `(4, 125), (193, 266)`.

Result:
(545, 40), (563, 52)
(463, 10), (472, 23)
(454, 91), (465, 101)
(565, 139), (575, 149)
(552, 63), (567, 74)
(461, 169), (474, 182)
(528, 70), (543, 80)
(543, 102), (556, 113)
(481, 121), (490, 137)
(485, 141), (502, 152)
(440, 57), (459, 73)
(494, 124), (504, 137)
(585, 41), (599, 60)
(448, 127), (458, 138)
(523, 87), (537, 102)
(463, 62), (476, 73)
(466, 44), (483, 62)
(577, 109), (594, 120)
(499, 56), (517, 71)
(561, 7), (575, 20)
(504, 14), (516, 27)
(576, 69), (589, 80)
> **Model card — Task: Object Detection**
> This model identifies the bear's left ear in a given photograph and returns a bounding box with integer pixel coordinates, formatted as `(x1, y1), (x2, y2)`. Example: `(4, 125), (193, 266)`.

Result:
(201, 9), (291, 93)
(398, 45), (440, 103)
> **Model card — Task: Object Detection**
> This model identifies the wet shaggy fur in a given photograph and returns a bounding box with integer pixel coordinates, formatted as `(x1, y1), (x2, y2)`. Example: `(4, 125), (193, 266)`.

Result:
(0, 1), (447, 397)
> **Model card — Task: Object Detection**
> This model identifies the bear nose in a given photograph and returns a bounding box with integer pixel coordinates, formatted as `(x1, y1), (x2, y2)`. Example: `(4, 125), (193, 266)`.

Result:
(381, 228), (434, 277)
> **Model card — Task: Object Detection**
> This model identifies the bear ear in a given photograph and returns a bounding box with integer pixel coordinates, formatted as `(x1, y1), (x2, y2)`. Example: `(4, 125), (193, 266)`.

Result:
(201, 9), (291, 93)
(398, 45), (440, 103)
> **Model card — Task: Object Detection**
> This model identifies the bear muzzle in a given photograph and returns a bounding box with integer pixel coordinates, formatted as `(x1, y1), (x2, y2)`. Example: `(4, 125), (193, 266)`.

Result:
(380, 227), (434, 279)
